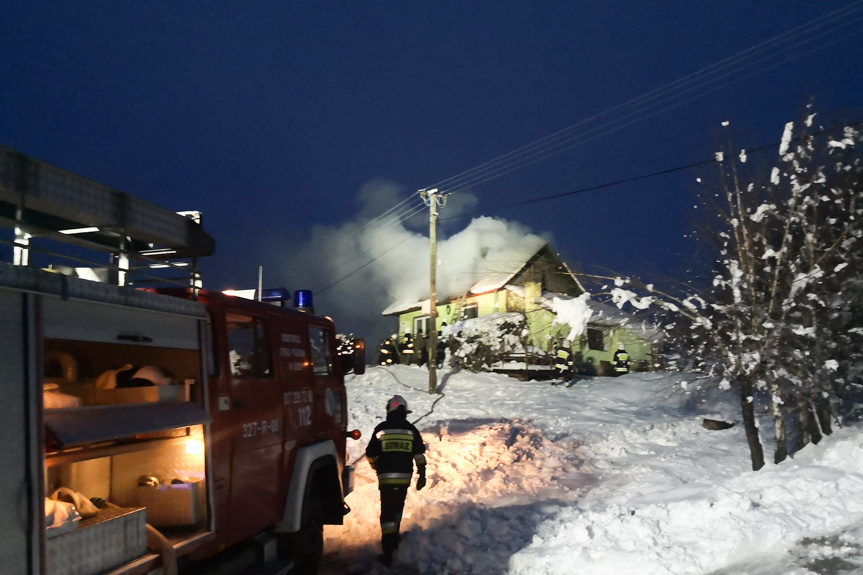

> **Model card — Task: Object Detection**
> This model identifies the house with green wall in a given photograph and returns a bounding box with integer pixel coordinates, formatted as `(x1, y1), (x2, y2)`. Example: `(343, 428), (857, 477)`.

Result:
(381, 244), (661, 375)
(562, 298), (662, 374)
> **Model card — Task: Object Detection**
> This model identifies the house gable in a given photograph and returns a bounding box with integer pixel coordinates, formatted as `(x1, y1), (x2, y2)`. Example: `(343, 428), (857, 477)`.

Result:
(508, 245), (583, 298)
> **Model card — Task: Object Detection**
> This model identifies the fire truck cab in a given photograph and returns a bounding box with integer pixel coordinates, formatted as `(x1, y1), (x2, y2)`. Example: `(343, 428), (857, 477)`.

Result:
(169, 287), (359, 566)
(0, 149), (363, 575)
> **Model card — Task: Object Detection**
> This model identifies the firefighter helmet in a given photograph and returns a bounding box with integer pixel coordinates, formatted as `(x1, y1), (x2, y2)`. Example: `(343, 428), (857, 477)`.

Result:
(386, 394), (411, 414)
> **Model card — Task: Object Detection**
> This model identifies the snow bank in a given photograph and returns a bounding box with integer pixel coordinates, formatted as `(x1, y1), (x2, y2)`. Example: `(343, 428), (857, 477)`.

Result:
(323, 366), (863, 575)
(512, 431), (863, 574)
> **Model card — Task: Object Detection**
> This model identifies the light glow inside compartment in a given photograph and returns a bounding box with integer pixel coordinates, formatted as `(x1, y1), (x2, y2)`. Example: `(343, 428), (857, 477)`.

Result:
(185, 438), (204, 455)
(44, 424), (207, 511)
(111, 424), (207, 506)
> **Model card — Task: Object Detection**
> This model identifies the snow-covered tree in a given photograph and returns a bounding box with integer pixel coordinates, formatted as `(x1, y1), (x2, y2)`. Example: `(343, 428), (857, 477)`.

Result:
(597, 111), (863, 470)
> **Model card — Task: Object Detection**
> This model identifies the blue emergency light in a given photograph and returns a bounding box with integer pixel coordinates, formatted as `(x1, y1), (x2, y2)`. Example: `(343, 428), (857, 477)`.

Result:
(294, 289), (314, 313)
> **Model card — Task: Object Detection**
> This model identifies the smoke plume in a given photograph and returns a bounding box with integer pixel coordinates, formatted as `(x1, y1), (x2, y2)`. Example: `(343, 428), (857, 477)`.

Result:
(278, 178), (551, 345)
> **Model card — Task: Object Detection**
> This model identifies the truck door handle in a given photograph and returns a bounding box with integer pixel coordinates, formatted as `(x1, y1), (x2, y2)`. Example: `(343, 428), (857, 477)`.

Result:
(232, 400), (247, 409)
(117, 334), (153, 343)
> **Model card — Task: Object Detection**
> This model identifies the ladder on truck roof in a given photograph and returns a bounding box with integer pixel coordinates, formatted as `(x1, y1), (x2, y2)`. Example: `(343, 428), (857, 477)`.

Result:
(0, 147), (215, 288)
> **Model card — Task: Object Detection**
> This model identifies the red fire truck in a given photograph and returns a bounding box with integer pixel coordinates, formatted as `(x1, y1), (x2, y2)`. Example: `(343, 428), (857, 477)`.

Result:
(0, 148), (364, 575)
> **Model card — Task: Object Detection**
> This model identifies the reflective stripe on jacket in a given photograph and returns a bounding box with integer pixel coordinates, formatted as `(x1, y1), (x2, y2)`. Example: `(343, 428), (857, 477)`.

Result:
(613, 350), (630, 372)
(365, 411), (426, 484)
(554, 348), (572, 370)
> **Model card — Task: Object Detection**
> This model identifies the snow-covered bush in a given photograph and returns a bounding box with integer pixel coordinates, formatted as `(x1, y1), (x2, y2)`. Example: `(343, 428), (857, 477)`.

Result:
(445, 312), (526, 372)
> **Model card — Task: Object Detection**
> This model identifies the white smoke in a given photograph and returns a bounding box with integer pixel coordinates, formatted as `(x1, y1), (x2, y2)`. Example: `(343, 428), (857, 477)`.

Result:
(278, 179), (551, 344)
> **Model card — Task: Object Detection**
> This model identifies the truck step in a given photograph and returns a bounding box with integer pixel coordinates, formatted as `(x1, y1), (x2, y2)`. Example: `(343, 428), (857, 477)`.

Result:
(253, 533), (294, 575)
(263, 557), (294, 575)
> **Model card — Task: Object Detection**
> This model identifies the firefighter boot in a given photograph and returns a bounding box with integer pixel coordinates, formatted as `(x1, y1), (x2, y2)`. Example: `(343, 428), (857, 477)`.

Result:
(378, 552), (393, 567)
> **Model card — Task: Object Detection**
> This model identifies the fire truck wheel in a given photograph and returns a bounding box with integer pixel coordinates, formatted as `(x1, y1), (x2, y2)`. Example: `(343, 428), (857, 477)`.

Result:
(281, 496), (324, 572)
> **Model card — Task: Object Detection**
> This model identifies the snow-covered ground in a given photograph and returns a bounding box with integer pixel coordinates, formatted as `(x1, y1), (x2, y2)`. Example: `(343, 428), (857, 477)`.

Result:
(321, 365), (863, 575)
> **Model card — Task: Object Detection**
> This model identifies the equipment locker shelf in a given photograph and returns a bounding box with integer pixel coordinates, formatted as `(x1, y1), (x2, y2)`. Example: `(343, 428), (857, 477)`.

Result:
(42, 402), (213, 575)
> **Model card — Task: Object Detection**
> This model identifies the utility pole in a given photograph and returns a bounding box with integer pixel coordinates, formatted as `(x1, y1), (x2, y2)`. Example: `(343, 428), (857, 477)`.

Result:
(420, 188), (447, 394)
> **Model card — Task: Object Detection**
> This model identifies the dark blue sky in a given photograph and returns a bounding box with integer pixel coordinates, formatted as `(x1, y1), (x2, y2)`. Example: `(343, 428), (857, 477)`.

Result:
(2, 2), (862, 334)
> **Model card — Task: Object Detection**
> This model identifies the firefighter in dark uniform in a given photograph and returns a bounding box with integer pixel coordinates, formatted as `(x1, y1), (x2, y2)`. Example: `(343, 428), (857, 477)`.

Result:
(337, 333), (356, 372)
(554, 343), (574, 386)
(378, 336), (398, 366)
(613, 342), (630, 375)
(365, 395), (427, 567)
(399, 332), (416, 365)
(416, 328), (429, 367)
(435, 323), (447, 368)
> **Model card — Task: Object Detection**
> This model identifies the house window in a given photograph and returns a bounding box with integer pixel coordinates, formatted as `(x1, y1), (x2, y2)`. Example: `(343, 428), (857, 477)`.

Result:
(226, 312), (271, 378)
(462, 304), (478, 320)
(413, 316), (430, 337)
(587, 328), (605, 351)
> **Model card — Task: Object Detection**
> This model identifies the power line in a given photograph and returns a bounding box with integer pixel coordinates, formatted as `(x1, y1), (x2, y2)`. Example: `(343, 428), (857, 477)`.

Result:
(367, 195), (415, 224)
(316, 242), (401, 294)
(442, 19), (863, 195)
(450, 111), (787, 209)
(318, 118), (862, 293)
(315, 196), (426, 294)
(317, 0), (863, 296)
(445, 160), (713, 221)
(426, 1), (863, 196)
(342, 193), (423, 240)
(439, 1), (863, 193)
(372, 200), (426, 232)
(440, 118), (863, 221)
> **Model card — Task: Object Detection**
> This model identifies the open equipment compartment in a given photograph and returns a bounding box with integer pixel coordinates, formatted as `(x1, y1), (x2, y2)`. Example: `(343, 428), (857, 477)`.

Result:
(0, 150), (223, 575)
(0, 150), (358, 575)
(0, 262), (216, 575)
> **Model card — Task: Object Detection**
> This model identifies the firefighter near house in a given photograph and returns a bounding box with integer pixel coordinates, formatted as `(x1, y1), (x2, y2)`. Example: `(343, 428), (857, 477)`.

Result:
(378, 336), (399, 366)
(613, 342), (631, 375)
(554, 343), (574, 386)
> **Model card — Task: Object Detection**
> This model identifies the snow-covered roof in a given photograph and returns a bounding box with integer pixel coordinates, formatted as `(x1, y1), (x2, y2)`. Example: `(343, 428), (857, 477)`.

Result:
(467, 248), (538, 294)
(536, 290), (664, 340)
(381, 298), (427, 316)
(503, 284), (525, 297)
(382, 248), (542, 317)
(590, 300), (663, 339)
(383, 244), (583, 316)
